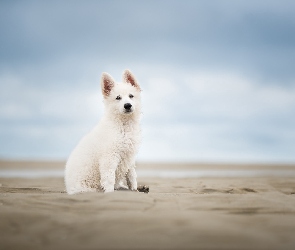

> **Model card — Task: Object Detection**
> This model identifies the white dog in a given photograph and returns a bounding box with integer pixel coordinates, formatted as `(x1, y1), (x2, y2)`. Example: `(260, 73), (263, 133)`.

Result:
(65, 69), (142, 194)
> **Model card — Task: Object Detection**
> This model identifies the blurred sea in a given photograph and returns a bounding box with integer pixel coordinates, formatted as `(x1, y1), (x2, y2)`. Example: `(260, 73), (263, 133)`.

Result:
(1, 169), (295, 178)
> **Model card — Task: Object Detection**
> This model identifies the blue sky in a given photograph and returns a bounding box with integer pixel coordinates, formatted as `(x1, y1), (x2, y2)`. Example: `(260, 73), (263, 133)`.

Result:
(0, 0), (295, 162)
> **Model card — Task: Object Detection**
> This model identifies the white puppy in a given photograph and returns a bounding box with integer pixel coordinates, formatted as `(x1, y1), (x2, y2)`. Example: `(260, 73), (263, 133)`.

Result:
(65, 69), (142, 194)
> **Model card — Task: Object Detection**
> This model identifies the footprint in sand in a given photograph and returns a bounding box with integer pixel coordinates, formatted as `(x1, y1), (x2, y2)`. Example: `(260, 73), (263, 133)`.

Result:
(200, 187), (257, 194)
(0, 187), (62, 194)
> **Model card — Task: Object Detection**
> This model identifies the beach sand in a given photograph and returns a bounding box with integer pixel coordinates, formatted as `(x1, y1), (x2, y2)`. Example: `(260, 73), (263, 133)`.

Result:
(1, 161), (295, 250)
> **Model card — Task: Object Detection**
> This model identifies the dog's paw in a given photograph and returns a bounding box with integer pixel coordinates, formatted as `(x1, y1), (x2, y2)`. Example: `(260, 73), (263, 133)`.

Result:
(137, 185), (149, 193)
(102, 186), (115, 193)
(114, 183), (129, 191)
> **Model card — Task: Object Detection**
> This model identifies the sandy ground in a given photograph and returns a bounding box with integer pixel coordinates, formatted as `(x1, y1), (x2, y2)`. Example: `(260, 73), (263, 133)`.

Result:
(0, 161), (295, 250)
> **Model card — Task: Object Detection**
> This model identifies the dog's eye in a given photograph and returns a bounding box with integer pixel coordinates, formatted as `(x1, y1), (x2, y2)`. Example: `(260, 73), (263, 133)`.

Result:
(129, 94), (134, 99)
(116, 96), (121, 100)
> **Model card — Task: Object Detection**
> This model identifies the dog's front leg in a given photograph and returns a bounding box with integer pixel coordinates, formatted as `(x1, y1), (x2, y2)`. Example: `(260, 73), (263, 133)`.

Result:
(126, 167), (138, 191)
(100, 161), (117, 193)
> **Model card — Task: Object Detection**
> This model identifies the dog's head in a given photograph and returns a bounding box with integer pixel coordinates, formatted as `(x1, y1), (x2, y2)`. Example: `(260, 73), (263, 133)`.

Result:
(101, 69), (141, 118)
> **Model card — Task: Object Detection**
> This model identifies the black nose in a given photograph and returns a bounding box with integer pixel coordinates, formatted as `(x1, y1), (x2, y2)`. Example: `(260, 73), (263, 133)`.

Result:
(124, 103), (132, 110)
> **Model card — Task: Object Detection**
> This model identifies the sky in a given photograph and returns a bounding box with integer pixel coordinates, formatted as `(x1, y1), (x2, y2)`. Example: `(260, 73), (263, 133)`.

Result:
(0, 0), (295, 163)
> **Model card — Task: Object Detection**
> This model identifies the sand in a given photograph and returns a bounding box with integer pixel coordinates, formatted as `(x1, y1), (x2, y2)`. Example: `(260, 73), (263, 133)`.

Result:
(1, 161), (295, 250)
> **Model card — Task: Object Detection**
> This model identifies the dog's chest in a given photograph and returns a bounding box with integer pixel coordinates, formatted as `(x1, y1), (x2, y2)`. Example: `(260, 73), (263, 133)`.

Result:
(116, 124), (139, 154)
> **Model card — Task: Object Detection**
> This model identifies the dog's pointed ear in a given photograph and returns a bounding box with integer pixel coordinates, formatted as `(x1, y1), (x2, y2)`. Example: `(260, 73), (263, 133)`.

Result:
(101, 72), (115, 98)
(123, 69), (141, 91)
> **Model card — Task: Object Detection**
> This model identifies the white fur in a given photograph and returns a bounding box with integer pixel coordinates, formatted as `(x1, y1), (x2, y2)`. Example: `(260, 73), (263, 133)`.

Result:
(65, 70), (142, 194)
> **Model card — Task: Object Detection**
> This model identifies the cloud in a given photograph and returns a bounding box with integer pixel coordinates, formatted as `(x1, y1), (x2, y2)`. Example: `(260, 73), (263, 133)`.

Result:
(0, 1), (295, 162)
(0, 72), (104, 159)
(185, 71), (295, 118)
(1, 1), (295, 81)
(139, 69), (295, 162)
(1, 65), (294, 162)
